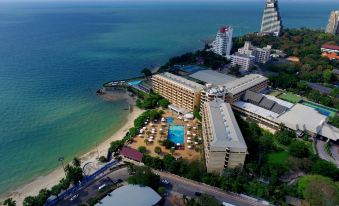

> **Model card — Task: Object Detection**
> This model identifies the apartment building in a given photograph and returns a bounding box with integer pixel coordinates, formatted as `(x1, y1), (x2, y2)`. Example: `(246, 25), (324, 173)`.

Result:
(238, 41), (271, 64)
(202, 100), (247, 174)
(211, 26), (233, 58)
(231, 52), (255, 71)
(152, 72), (203, 112)
(325, 10), (339, 35)
(260, 0), (282, 37)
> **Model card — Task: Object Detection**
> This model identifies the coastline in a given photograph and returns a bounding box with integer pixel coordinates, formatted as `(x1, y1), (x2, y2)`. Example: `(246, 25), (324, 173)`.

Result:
(4, 104), (144, 205)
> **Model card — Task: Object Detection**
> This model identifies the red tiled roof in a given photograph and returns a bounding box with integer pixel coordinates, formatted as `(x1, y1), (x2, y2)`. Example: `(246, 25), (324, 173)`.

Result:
(321, 44), (339, 51)
(120, 147), (143, 162)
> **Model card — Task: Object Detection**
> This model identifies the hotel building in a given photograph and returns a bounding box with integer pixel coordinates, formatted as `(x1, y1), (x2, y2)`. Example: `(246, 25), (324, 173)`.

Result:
(202, 100), (247, 174)
(211, 26), (233, 58)
(325, 10), (339, 35)
(231, 52), (255, 71)
(152, 72), (203, 112)
(238, 41), (272, 64)
(260, 0), (282, 37)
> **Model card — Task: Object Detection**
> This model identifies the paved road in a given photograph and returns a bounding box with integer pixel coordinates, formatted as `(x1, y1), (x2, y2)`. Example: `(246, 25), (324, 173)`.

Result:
(57, 166), (268, 206)
(316, 140), (339, 167)
(155, 170), (268, 206)
(58, 167), (129, 206)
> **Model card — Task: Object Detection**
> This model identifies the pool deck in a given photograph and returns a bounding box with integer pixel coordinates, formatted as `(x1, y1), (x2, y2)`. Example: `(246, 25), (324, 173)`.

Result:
(129, 110), (201, 160)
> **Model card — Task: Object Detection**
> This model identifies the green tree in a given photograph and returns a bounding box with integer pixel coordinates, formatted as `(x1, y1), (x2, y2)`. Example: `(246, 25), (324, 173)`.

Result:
(72, 157), (81, 167)
(128, 166), (160, 190)
(154, 146), (162, 154)
(275, 127), (294, 145)
(159, 98), (170, 108)
(23, 196), (37, 206)
(141, 68), (152, 77)
(196, 194), (221, 206)
(289, 141), (310, 158)
(157, 186), (166, 195)
(311, 159), (339, 180)
(98, 156), (108, 163)
(3, 198), (16, 206)
(109, 140), (124, 154)
(138, 146), (147, 154)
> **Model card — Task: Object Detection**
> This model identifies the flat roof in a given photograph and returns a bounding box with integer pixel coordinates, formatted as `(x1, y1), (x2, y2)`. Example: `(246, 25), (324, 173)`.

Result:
(206, 100), (247, 151)
(189, 70), (237, 85)
(96, 185), (161, 206)
(277, 104), (338, 141)
(224, 74), (268, 95)
(155, 72), (204, 91)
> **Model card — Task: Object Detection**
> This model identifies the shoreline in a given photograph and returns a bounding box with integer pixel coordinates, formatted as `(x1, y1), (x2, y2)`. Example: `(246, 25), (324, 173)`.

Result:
(3, 104), (144, 205)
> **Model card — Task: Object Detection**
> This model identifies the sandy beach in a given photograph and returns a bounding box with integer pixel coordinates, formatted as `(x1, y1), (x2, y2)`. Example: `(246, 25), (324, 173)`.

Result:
(4, 104), (143, 205)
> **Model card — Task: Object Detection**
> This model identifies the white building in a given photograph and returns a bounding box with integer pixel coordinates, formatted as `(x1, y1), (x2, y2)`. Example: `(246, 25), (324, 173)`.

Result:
(260, 0), (282, 37)
(202, 100), (247, 174)
(238, 41), (271, 64)
(211, 26), (233, 58)
(326, 10), (339, 35)
(231, 52), (255, 71)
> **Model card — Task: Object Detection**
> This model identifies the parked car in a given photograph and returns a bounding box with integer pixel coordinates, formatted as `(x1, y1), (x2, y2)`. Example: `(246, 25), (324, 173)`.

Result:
(70, 194), (79, 201)
(195, 192), (202, 196)
(161, 179), (170, 185)
(98, 184), (107, 191)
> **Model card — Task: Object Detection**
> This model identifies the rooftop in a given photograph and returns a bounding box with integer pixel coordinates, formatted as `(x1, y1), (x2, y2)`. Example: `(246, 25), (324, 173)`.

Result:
(189, 70), (237, 85)
(233, 100), (281, 119)
(232, 52), (255, 59)
(96, 185), (161, 206)
(224, 74), (268, 95)
(155, 72), (204, 91)
(206, 100), (247, 151)
(120, 147), (143, 162)
(321, 44), (339, 51)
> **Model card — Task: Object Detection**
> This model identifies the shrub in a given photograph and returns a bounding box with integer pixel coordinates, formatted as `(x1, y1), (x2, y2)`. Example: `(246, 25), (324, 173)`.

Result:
(289, 141), (310, 158)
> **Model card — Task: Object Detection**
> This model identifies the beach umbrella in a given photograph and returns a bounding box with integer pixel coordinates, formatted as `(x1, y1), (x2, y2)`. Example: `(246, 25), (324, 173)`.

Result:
(198, 137), (202, 140)
(186, 124), (190, 127)
(188, 137), (192, 140)
(152, 128), (156, 131)
(151, 131), (155, 134)
(193, 133), (196, 136)
(187, 140), (192, 143)
(161, 117), (165, 122)
(143, 127), (147, 130)
(187, 131), (191, 135)
(184, 119), (188, 122)
(150, 136), (154, 139)
(193, 127), (197, 130)
(178, 116), (183, 120)
(159, 128), (163, 131)
(194, 142), (199, 145)
(138, 134), (143, 137)
(144, 122), (148, 125)
(176, 143), (180, 146)
(187, 145), (192, 149)
(148, 139), (153, 142)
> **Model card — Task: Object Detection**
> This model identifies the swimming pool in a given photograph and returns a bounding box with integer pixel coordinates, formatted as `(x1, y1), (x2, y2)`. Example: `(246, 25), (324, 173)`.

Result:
(128, 80), (142, 86)
(301, 101), (337, 117)
(166, 117), (174, 124)
(168, 125), (184, 144)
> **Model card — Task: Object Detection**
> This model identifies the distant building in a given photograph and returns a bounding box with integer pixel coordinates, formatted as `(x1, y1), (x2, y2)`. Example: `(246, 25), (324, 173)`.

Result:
(211, 26), (233, 58)
(321, 44), (339, 60)
(238, 41), (272, 64)
(325, 10), (339, 35)
(260, 0), (282, 37)
(96, 185), (161, 206)
(202, 100), (247, 174)
(152, 72), (203, 112)
(231, 52), (255, 71)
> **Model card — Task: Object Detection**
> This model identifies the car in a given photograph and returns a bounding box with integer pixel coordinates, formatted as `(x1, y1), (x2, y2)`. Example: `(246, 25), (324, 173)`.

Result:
(161, 179), (170, 184)
(112, 179), (122, 184)
(194, 192), (202, 196)
(98, 184), (107, 191)
(70, 194), (79, 201)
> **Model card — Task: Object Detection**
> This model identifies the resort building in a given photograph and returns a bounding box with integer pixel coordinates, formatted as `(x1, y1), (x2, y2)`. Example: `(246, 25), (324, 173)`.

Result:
(232, 91), (339, 142)
(231, 52), (255, 71)
(238, 41), (272, 64)
(321, 44), (339, 60)
(211, 26), (233, 58)
(325, 10), (339, 35)
(152, 72), (204, 112)
(260, 0), (283, 37)
(224, 74), (269, 103)
(202, 100), (247, 174)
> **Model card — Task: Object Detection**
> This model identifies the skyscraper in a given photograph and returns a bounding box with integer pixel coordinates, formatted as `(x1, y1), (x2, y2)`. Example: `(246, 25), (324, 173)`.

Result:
(260, 0), (282, 37)
(326, 10), (339, 35)
(211, 26), (233, 58)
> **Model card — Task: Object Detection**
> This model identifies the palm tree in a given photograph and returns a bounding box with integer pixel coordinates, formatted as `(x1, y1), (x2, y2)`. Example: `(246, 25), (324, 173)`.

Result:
(154, 146), (162, 154)
(3, 198), (16, 206)
(72, 157), (81, 167)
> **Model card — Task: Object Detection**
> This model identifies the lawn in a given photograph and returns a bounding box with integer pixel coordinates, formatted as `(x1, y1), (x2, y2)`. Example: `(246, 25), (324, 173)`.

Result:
(278, 92), (302, 103)
(267, 151), (289, 166)
(269, 90), (282, 97)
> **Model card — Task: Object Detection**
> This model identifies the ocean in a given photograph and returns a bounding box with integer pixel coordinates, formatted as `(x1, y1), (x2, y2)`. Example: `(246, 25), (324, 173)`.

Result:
(0, 0), (337, 196)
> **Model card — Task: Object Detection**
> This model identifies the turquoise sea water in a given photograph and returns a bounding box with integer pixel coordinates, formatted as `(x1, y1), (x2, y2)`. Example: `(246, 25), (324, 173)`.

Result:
(0, 0), (338, 196)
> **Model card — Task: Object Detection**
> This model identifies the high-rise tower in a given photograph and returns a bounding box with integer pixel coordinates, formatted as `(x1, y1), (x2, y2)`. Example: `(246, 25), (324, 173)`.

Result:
(260, 0), (282, 37)
(211, 26), (233, 58)
(326, 10), (339, 35)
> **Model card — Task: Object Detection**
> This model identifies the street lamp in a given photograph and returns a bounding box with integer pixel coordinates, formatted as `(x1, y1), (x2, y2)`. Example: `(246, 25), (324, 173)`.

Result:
(58, 156), (66, 177)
